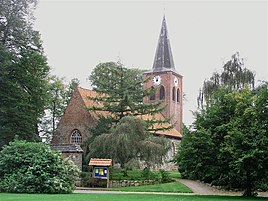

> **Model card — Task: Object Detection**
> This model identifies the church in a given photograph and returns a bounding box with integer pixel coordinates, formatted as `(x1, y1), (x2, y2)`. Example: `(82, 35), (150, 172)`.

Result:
(51, 16), (183, 170)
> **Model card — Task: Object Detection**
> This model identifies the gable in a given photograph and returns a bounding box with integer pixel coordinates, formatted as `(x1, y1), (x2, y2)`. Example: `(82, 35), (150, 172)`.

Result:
(58, 88), (95, 126)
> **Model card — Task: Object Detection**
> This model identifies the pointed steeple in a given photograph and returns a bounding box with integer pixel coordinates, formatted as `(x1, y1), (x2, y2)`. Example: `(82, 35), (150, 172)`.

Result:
(152, 16), (175, 72)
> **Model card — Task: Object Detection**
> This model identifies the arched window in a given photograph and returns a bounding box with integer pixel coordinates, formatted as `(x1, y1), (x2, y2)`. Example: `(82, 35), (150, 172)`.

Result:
(70, 130), (82, 145)
(177, 88), (180, 102)
(160, 86), (165, 100)
(172, 87), (175, 101)
(149, 86), (156, 100)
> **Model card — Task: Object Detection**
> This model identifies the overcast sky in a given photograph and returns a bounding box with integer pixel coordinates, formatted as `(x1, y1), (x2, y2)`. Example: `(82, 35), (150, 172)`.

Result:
(34, 0), (268, 126)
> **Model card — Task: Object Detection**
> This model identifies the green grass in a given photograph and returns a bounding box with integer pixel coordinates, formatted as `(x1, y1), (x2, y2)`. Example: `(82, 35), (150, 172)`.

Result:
(1, 193), (267, 201)
(111, 181), (192, 193)
(109, 168), (181, 180)
(167, 171), (181, 179)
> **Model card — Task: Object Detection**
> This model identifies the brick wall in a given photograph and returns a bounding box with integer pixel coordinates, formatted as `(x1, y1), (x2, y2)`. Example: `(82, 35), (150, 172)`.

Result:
(52, 88), (95, 145)
(143, 71), (183, 133)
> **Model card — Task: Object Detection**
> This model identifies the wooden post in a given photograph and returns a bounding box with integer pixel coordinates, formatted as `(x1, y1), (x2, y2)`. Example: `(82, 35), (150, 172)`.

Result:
(107, 167), (109, 188)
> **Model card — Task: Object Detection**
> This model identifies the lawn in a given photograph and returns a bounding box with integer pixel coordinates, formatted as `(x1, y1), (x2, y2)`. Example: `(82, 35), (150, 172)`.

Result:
(111, 181), (192, 193)
(1, 193), (267, 201)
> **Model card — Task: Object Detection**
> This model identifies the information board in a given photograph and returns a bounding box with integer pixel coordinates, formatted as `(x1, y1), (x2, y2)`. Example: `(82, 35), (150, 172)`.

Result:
(94, 167), (108, 178)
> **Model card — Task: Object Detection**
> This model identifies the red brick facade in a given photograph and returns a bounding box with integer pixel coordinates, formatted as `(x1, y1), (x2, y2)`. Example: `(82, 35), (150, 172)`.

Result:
(52, 88), (95, 146)
(143, 71), (183, 133)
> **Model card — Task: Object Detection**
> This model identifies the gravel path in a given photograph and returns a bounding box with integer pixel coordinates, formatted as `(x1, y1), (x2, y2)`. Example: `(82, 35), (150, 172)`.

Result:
(177, 179), (240, 195)
(75, 180), (268, 197)
(178, 179), (268, 197)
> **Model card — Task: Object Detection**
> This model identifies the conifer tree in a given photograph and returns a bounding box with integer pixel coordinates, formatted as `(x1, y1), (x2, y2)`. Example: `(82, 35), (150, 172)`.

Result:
(0, 0), (50, 148)
(88, 62), (172, 132)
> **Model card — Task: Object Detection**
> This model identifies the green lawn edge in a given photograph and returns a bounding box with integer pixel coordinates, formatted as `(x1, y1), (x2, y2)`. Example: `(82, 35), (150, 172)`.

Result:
(1, 193), (267, 201)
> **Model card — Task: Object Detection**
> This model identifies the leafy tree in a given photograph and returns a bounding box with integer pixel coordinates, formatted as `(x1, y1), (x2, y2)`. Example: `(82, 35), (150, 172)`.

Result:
(0, 0), (50, 148)
(88, 62), (171, 132)
(197, 52), (255, 108)
(177, 85), (268, 196)
(220, 84), (268, 196)
(0, 0), (39, 52)
(88, 116), (169, 168)
(40, 76), (80, 143)
(65, 78), (80, 104)
(0, 46), (50, 147)
(0, 140), (79, 193)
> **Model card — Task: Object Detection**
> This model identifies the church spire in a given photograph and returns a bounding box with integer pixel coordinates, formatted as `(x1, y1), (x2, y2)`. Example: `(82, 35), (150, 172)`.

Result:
(152, 15), (175, 72)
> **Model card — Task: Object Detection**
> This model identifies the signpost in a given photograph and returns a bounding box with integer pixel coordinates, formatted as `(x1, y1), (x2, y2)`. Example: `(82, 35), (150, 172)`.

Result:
(89, 158), (112, 188)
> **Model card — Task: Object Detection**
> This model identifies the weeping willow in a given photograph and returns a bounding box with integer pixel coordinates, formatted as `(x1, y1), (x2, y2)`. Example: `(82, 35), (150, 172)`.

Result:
(198, 52), (255, 108)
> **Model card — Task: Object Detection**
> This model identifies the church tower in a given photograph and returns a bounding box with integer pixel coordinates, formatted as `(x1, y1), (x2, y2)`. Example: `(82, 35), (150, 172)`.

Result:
(144, 16), (183, 133)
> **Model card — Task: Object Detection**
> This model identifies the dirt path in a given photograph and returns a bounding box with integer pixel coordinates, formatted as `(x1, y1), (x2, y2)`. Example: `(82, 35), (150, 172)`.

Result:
(75, 180), (268, 197)
(178, 179), (268, 197)
(178, 179), (241, 196)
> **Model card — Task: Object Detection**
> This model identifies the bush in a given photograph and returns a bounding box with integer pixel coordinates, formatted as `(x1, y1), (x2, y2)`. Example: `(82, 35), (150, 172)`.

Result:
(0, 140), (79, 193)
(141, 167), (158, 180)
(159, 169), (172, 183)
(81, 177), (107, 188)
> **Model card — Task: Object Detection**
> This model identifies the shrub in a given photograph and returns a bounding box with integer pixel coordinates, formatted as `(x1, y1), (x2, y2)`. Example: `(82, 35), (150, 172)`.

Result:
(141, 167), (158, 180)
(159, 169), (172, 183)
(81, 177), (107, 188)
(0, 140), (79, 193)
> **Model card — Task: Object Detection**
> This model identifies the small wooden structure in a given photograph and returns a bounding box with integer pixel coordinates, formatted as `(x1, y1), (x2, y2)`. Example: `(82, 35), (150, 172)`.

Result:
(89, 158), (112, 188)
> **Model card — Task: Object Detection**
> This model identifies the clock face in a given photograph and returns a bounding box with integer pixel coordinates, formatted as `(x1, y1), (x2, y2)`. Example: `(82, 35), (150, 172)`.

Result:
(153, 76), (161, 86)
(174, 77), (178, 87)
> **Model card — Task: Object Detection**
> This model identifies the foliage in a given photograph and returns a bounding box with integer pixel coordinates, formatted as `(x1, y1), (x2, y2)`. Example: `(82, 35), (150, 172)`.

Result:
(177, 83), (268, 196)
(159, 169), (172, 183)
(197, 52), (255, 108)
(88, 62), (171, 132)
(0, 140), (79, 193)
(39, 76), (80, 142)
(88, 116), (169, 168)
(141, 168), (157, 180)
(0, 0), (50, 148)
(0, 0), (40, 53)
(109, 168), (180, 181)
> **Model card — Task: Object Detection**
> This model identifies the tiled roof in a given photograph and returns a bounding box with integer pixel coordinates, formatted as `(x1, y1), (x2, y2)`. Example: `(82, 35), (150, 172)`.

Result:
(89, 158), (112, 166)
(142, 113), (182, 138)
(51, 144), (83, 153)
(77, 87), (182, 139)
(78, 87), (109, 120)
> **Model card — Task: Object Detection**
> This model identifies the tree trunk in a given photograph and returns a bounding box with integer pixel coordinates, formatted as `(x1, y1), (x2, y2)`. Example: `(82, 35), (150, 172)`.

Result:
(243, 169), (257, 197)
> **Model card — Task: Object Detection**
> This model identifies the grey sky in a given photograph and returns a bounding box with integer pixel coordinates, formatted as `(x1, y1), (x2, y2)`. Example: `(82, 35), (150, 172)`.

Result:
(34, 0), (268, 126)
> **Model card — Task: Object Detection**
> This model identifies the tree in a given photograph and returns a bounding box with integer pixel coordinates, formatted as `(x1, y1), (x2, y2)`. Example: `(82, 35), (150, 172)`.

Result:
(0, 46), (50, 147)
(65, 78), (80, 104)
(176, 85), (268, 196)
(0, 0), (50, 148)
(88, 62), (171, 132)
(0, 140), (79, 193)
(197, 52), (255, 108)
(39, 76), (80, 143)
(0, 0), (40, 53)
(220, 84), (268, 196)
(88, 116), (169, 168)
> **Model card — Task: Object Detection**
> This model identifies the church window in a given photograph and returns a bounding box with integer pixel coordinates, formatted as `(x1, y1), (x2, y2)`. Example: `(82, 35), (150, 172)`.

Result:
(149, 87), (156, 100)
(71, 130), (82, 145)
(160, 86), (165, 100)
(177, 88), (180, 102)
(172, 87), (175, 101)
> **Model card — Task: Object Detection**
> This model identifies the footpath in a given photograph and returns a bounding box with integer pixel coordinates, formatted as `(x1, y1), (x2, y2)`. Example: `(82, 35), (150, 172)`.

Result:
(74, 179), (268, 197)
